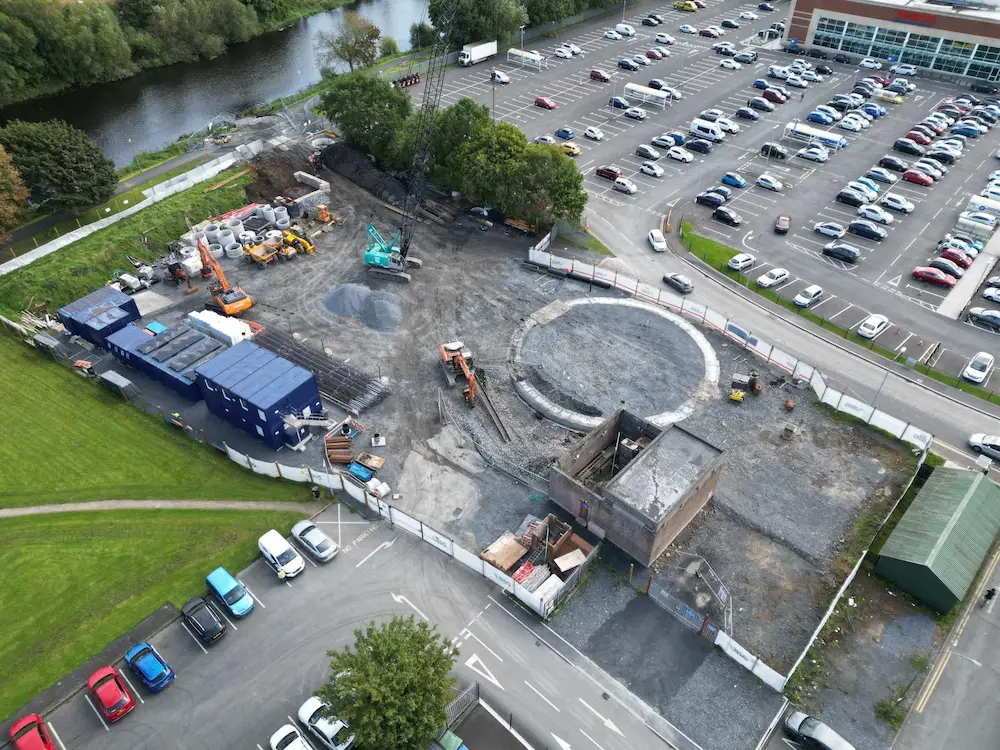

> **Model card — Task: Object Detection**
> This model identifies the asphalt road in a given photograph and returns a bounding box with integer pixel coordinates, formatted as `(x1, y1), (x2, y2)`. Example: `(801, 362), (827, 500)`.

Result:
(39, 509), (685, 750)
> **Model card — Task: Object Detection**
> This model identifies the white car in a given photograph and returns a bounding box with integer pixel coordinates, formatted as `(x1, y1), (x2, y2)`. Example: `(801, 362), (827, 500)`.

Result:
(298, 697), (356, 750)
(641, 161), (665, 177)
(859, 57), (883, 69)
(814, 221), (846, 238)
(605, 29), (622, 40)
(668, 146), (694, 162)
(857, 313), (890, 339)
(793, 284), (824, 307)
(584, 126), (605, 140)
(269, 724), (311, 750)
(846, 181), (877, 201)
(613, 177), (638, 194)
(883, 194), (914, 213)
(655, 32), (676, 44)
(648, 228), (667, 252)
(555, 47), (572, 58)
(857, 204), (893, 224)
(963, 352), (995, 383)
(534, 135), (557, 144)
(991, 169), (1000, 182)
(838, 118), (863, 132)
(679, 24), (697, 34)
(662, 86), (682, 100)
(983, 287), (1000, 303)
(561, 42), (582, 55)
(796, 146), (829, 163)
(716, 117), (740, 133)
(258, 529), (306, 579)
(757, 174), (783, 192)
(890, 63), (918, 75)
(843, 114), (870, 129)
(632, 54), (650, 66)
(969, 433), (1000, 460)
(491, 70), (510, 84)
(720, 59), (742, 70)
(728, 253), (756, 271)
(960, 211), (997, 226)
(740, 10), (759, 19)
(801, 71), (824, 82)
(708, 25), (726, 35)
(756, 267), (789, 288)
(786, 75), (808, 89)
(624, 107), (647, 120)
(654, 46), (672, 57)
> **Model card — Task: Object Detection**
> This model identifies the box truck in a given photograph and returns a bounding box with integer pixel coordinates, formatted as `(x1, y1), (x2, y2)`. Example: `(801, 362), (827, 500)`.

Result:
(459, 40), (498, 66)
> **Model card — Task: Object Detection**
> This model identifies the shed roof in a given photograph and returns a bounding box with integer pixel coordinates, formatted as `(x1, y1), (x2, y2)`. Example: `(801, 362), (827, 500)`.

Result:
(878, 468), (1000, 599)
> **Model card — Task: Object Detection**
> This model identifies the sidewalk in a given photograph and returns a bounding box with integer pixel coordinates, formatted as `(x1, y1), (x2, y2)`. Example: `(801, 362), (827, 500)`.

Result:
(0, 498), (321, 518)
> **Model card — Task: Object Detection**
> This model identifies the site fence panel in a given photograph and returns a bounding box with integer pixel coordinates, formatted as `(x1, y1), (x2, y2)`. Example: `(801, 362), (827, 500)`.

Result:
(809, 369), (827, 399)
(366, 493), (381, 515)
(483, 562), (516, 593)
(247, 457), (281, 478)
(422, 524), (455, 556)
(225, 444), (252, 469)
(702, 307), (729, 334)
(514, 582), (545, 617)
(901, 423), (934, 450)
(343, 478), (367, 504)
(277, 463), (311, 482)
(390, 507), (423, 537)
(839, 394), (876, 424)
(821, 386), (842, 408)
(454, 545), (485, 575)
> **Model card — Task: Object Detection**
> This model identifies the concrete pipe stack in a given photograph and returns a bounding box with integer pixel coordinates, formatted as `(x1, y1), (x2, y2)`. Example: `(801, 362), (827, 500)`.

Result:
(226, 218), (245, 236)
(193, 231), (209, 247)
(209, 244), (224, 260)
(205, 224), (221, 244)
(260, 205), (276, 226)
(225, 243), (244, 259)
(217, 229), (236, 247)
(179, 246), (198, 259)
(263, 231), (282, 249)
(274, 206), (289, 225)
(276, 218), (291, 230)
(239, 231), (257, 246)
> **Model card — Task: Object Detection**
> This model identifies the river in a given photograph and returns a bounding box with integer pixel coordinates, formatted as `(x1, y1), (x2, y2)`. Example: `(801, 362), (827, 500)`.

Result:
(0, 0), (427, 167)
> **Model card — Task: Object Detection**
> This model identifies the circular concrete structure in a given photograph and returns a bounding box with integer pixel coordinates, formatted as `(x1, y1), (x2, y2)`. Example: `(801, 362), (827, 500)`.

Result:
(511, 297), (719, 432)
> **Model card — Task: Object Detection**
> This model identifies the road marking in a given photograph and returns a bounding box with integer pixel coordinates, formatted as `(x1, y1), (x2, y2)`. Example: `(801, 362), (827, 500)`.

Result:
(83, 695), (109, 731)
(47, 723), (68, 750)
(216, 607), (238, 631)
(579, 698), (625, 736)
(552, 733), (572, 750)
(525, 680), (560, 711)
(181, 622), (209, 654)
(391, 591), (429, 621)
(460, 627), (504, 661)
(242, 581), (266, 609)
(580, 729), (609, 750)
(465, 653), (505, 690)
(355, 536), (396, 568)
(481, 698), (535, 749)
(340, 522), (380, 554)
(118, 668), (144, 704)
(291, 539), (319, 567)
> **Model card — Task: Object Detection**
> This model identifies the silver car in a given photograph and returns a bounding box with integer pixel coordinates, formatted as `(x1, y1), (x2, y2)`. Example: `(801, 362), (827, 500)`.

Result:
(784, 711), (855, 750)
(291, 520), (340, 562)
(298, 697), (356, 750)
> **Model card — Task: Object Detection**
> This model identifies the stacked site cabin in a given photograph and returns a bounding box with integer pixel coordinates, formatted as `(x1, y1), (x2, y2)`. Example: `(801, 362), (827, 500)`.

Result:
(105, 323), (228, 401)
(195, 341), (322, 450)
(57, 287), (140, 348)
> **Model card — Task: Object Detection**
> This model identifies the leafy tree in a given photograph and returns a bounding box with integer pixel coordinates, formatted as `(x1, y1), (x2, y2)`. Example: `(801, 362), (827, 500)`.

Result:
(430, 98), (490, 187)
(0, 9), (43, 108)
(522, 0), (576, 25)
(319, 71), (411, 162)
(456, 121), (527, 213)
(116, 0), (159, 30)
(0, 120), (116, 209)
(380, 36), (399, 58)
(409, 21), (436, 50)
(242, 0), (279, 18)
(316, 616), (455, 750)
(385, 112), (421, 172)
(429, 0), (528, 47)
(0, 145), (29, 240)
(518, 144), (588, 222)
(317, 11), (381, 71)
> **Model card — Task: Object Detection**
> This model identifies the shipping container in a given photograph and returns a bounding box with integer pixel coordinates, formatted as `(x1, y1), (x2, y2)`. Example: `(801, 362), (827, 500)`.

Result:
(57, 287), (140, 347)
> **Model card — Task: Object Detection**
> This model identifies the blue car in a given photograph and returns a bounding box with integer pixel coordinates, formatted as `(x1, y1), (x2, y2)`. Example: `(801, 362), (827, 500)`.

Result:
(206, 567), (255, 618)
(855, 176), (881, 193)
(667, 131), (687, 145)
(752, 78), (769, 89)
(125, 642), (175, 692)
(807, 111), (834, 125)
(951, 125), (980, 137)
(861, 103), (885, 117)
(722, 172), (747, 188)
(554, 127), (575, 140)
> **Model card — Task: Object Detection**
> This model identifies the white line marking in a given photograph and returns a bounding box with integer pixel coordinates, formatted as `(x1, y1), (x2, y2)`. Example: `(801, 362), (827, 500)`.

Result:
(82, 695), (109, 731)
(47, 722), (67, 750)
(391, 591), (429, 621)
(579, 698), (625, 736)
(465, 653), (505, 690)
(118, 668), (144, 704)
(181, 622), (208, 654)
(525, 680), (561, 711)
(217, 608), (238, 631)
(460, 627), (504, 662)
(580, 729), (608, 750)
(242, 582), (266, 609)
(481, 699), (535, 749)
(356, 537), (397, 568)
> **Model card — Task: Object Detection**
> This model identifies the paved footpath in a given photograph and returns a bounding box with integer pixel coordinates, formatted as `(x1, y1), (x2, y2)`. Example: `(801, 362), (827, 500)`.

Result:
(0, 499), (321, 517)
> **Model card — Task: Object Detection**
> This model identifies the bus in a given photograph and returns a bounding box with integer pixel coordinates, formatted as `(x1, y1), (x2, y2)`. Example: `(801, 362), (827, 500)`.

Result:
(783, 120), (849, 151)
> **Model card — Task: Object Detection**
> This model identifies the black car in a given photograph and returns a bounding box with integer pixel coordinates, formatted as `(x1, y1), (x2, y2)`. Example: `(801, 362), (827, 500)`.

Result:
(879, 155), (909, 172)
(717, 46), (737, 56)
(687, 138), (713, 154)
(734, 51), (758, 63)
(748, 97), (775, 112)
(760, 142), (788, 159)
(972, 108), (998, 123)
(848, 220), (887, 241)
(926, 150), (957, 165)
(969, 307), (1000, 329)
(714, 206), (743, 226)
(182, 597), (227, 643)
(816, 64), (833, 75)
(972, 81), (1000, 94)
(835, 190), (867, 207)
(887, 83), (909, 94)
(759, 2), (774, 9)
(832, 52), (852, 63)
(642, 17), (658, 26)
(695, 191), (725, 207)
(827, 99), (852, 112)
(852, 86), (874, 97)
(648, 78), (667, 90)
(893, 138), (925, 156)
(735, 107), (760, 120)
(783, 44), (806, 55)
(618, 59), (639, 71)
(929, 257), (964, 278)
(722, 19), (740, 28)
(823, 242), (861, 262)
(663, 273), (694, 293)
(808, 48), (828, 59)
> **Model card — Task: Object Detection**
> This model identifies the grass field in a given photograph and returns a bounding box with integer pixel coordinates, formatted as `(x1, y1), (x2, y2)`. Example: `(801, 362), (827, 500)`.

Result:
(0, 332), (310, 508)
(0, 509), (303, 719)
(0, 170), (253, 317)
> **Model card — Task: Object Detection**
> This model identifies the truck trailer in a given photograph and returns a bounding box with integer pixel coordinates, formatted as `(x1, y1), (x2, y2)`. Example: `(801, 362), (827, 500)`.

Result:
(459, 40), (498, 66)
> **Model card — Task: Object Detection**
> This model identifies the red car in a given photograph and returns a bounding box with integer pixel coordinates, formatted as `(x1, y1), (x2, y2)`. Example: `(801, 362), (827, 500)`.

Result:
(774, 215), (790, 234)
(647, 49), (663, 59)
(534, 96), (556, 109)
(763, 88), (787, 103)
(939, 248), (973, 268)
(87, 666), (135, 723)
(589, 69), (611, 82)
(912, 266), (956, 287)
(920, 120), (946, 134)
(902, 169), (933, 186)
(938, 101), (967, 113)
(9, 715), (55, 750)
(904, 130), (932, 145)
(595, 164), (623, 180)
(693, 0), (706, 7)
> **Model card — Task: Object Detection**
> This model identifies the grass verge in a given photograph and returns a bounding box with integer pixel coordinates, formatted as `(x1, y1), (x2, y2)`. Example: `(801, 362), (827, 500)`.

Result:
(0, 332), (309, 508)
(679, 221), (1000, 406)
(0, 169), (253, 316)
(0, 509), (303, 718)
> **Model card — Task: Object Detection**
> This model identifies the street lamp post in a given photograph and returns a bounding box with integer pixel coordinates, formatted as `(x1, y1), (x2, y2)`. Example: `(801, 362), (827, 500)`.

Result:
(520, 25), (526, 67)
(622, 0), (627, 22)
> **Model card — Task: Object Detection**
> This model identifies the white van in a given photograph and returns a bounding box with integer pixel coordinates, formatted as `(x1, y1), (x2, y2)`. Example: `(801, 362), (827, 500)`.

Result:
(615, 23), (636, 36)
(767, 65), (789, 79)
(258, 529), (306, 579)
(613, 177), (637, 194)
(689, 118), (725, 142)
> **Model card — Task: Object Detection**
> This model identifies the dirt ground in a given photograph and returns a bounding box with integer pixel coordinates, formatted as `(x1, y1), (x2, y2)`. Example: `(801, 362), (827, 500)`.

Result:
(245, 146), (318, 203)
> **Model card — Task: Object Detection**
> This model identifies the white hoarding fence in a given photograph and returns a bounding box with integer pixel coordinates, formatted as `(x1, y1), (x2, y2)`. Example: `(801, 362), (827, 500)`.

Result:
(454, 545), (485, 575)
(390, 507), (423, 537)
(716, 632), (785, 692)
(422, 525), (455, 556)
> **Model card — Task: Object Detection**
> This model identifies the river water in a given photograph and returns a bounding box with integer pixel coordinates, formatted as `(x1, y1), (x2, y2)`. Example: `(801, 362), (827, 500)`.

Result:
(0, 0), (428, 166)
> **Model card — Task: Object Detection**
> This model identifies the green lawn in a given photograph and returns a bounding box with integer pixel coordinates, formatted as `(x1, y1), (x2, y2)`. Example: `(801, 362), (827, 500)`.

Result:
(0, 170), (253, 316)
(0, 333), (310, 508)
(0, 509), (304, 718)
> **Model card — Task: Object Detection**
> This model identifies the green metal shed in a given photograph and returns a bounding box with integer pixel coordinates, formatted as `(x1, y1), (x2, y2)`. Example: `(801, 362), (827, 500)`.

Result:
(874, 468), (1000, 613)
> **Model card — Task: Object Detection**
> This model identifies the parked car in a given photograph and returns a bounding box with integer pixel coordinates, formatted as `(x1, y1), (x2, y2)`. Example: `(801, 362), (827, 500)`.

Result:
(554, 127), (575, 140)
(667, 147), (694, 163)
(963, 352), (995, 383)
(969, 433), (1000, 459)
(584, 126), (605, 140)
(835, 190), (868, 207)
(687, 138), (713, 154)
(848, 220), (887, 241)
(635, 144), (661, 160)
(722, 172), (746, 188)
(87, 667), (135, 723)
(857, 204), (893, 224)
(714, 206), (743, 226)
(298, 697), (356, 750)
(893, 138), (925, 156)
(760, 142), (787, 159)
(624, 107), (647, 120)
(696, 191), (726, 208)
(784, 712), (855, 750)
(534, 96), (556, 109)
(756, 267), (790, 288)
(929, 257), (965, 278)
(748, 97), (776, 112)
(735, 107), (760, 120)
(823, 242), (861, 262)
(939, 248), (973, 268)
(797, 146), (830, 162)
(291, 520), (340, 562)
(793, 285), (824, 307)
(182, 597), (227, 643)
(969, 307), (1000, 330)
(757, 174), (784, 192)
(912, 266), (956, 287)
(125, 642), (176, 693)
(857, 313), (890, 339)
(814, 221), (846, 238)
(902, 169), (933, 186)
(590, 69), (611, 82)
(879, 155), (909, 172)
(728, 253), (756, 271)
(663, 273), (694, 293)
(618, 58), (639, 71)
(652, 133), (676, 148)
(9, 715), (56, 750)
(259, 528), (306, 579)
(640, 161), (664, 177)
(269, 725), (312, 750)
(206, 566), (255, 618)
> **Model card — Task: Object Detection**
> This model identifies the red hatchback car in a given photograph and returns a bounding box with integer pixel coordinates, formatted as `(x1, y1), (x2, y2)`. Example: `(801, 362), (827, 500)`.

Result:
(912, 266), (956, 287)
(87, 667), (135, 723)
(534, 96), (556, 109)
(763, 88), (787, 103)
(774, 215), (791, 234)
(940, 248), (973, 268)
(9, 715), (55, 750)
(905, 130), (932, 145)
(589, 69), (611, 82)
(902, 169), (933, 186)
(647, 49), (663, 59)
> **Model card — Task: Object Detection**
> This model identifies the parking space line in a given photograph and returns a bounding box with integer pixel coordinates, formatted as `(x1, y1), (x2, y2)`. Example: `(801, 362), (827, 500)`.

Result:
(181, 622), (209, 654)
(217, 608), (238, 631)
(83, 695), (109, 732)
(242, 581), (266, 609)
(118, 668), (144, 704)
(291, 539), (319, 568)
(827, 303), (854, 320)
(47, 722), (68, 750)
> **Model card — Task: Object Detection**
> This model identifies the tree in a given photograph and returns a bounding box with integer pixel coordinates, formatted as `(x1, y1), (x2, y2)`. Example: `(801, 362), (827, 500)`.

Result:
(317, 616), (455, 750)
(0, 120), (116, 209)
(456, 121), (527, 213)
(409, 22), (436, 50)
(116, 0), (158, 30)
(319, 71), (411, 163)
(429, 0), (527, 47)
(429, 98), (491, 188)
(380, 36), (399, 58)
(518, 144), (588, 223)
(317, 11), (381, 71)
(522, 0), (576, 25)
(0, 145), (29, 240)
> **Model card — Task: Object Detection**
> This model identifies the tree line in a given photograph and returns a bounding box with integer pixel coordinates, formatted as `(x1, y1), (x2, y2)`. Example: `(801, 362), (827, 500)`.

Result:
(319, 71), (587, 226)
(0, 0), (329, 109)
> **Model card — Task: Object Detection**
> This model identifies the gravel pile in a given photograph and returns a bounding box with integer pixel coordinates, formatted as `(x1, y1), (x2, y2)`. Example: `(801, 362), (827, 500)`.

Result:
(324, 284), (402, 332)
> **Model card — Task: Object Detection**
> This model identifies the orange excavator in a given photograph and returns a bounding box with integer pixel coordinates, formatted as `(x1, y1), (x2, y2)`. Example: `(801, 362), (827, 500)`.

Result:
(440, 342), (475, 406)
(197, 238), (254, 316)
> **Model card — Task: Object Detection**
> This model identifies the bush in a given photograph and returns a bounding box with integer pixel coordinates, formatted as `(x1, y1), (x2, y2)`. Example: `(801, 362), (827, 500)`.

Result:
(409, 22), (435, 50)
(380, 36), (400, 57)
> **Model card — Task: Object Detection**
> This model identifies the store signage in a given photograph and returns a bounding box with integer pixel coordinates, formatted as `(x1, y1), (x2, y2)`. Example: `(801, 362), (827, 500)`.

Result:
(895, 9), (937, 26)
